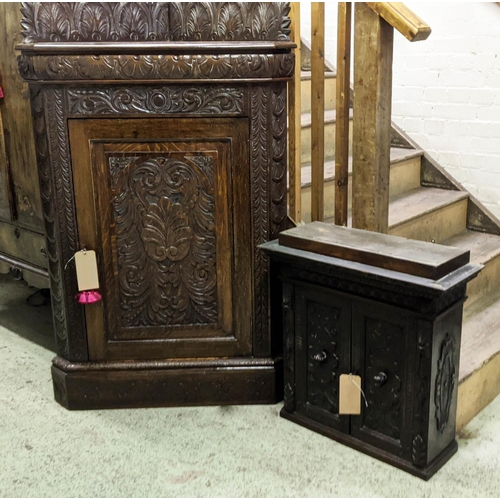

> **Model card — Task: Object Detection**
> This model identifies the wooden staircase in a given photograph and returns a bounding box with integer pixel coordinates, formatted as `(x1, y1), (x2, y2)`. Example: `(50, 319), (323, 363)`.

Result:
(296, 62), (500, 431)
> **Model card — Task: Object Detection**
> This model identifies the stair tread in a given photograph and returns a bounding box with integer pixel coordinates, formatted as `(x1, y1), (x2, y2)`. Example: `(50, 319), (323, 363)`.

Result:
(388, 187), (468, 229)
(299, 147), (423, 188)
(443, 229), (500, 266)
(301, 109), (353, 128)
(301, 70), (337, 80)
(460, 296), (500, 381)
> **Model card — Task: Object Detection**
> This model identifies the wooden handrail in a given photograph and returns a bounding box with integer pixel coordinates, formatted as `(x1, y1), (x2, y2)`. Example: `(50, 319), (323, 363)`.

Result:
(286, 2), (431, 229)
(366, 2), (431, 42)
(288, 2), (302, 223)
(334, 2), (352, 227)
(310, 2), (325, 222)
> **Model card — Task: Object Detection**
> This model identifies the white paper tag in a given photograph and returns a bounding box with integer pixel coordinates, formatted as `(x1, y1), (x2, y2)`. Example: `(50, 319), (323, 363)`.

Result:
(74, 250), (99, 291)
(339, 374), (362, 415)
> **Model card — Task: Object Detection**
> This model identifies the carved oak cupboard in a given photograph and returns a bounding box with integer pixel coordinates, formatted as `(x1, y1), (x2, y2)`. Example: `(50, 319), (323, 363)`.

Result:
(17, 2), (293, 409)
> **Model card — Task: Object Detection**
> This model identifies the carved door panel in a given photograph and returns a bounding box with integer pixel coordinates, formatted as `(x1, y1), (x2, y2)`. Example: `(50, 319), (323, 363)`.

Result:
(351, 300), (416, 459)
(295, 285), (351, 433)
(68, 117), (252, 360)
(0, 3), (47, 286)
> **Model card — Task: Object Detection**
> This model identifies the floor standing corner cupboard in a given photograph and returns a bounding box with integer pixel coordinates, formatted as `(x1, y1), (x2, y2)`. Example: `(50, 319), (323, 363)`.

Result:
(17, 2), (294, 409)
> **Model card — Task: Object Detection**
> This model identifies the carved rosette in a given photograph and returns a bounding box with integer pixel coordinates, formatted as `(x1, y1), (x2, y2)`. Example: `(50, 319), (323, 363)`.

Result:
(435, 334), (456, 432)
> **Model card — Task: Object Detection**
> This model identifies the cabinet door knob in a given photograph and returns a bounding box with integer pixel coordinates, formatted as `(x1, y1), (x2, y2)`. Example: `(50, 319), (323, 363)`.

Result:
(374, 372), (387, 385)
(313, 351), (328, 364)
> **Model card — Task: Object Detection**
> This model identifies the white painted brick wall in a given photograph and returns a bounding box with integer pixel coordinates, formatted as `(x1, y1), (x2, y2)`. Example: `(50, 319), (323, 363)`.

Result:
(300, 2), (500, 218)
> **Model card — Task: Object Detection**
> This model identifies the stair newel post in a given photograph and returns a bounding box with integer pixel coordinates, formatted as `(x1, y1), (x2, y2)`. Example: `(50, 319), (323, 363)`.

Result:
(334, 2), (352, 227)
(311, 2), (325, 222)
(352, 2), (394, 233)
(288, 2), (302, 224)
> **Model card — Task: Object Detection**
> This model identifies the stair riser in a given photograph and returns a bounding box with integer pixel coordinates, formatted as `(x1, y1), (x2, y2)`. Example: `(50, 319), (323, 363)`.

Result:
(301, 76), (337, 114)
(389, 199), (468, 243)
(299, 156), (422, 222)
(301, 120), (353, 165)
(465, 253), (500, 312)
(457, 351), (500, 431)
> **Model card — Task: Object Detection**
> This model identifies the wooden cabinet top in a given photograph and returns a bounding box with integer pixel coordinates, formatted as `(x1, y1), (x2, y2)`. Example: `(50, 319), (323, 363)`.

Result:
(278, 222), (470, 280)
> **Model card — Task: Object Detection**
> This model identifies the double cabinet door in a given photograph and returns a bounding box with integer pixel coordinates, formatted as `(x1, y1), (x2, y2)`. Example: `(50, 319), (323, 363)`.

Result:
(69, 117), (252, 361)
(293, 283), (417, 460)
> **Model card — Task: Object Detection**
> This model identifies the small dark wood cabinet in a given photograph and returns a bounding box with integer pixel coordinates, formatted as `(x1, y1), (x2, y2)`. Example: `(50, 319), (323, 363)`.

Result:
(262, 223), (481, 480)
(17, 2), (294, 409)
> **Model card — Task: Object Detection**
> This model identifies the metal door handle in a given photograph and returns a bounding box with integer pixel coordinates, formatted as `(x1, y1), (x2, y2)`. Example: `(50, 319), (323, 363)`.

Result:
(374, 372), (387, 385)
(313, 351), (328, 363)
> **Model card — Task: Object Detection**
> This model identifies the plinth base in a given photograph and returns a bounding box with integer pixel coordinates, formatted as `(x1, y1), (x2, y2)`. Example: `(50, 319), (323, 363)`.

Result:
(51, 356), (283, 410)
(280, 409), (457, 480)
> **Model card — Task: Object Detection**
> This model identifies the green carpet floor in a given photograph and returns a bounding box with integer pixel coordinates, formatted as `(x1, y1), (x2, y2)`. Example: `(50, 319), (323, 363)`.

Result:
(1, 274), (499, 497)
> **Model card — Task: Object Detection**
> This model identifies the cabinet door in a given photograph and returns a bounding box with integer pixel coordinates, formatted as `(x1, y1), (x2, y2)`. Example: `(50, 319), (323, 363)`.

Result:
(69, 117), (252, 360)
(351, 299), (416, 460)
(295, 285), (351, 433)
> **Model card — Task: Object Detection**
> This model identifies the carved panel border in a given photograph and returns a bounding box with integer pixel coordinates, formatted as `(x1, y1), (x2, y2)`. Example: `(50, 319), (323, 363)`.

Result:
(66, 86), (245, 116)
(32, 86), (87, 360)
(270, 85), (288, 237)
(21, 2), (291, 43)
(250, 85), (270, 356)
(412, 322), (432, 467)
(18, 53), (294, 82)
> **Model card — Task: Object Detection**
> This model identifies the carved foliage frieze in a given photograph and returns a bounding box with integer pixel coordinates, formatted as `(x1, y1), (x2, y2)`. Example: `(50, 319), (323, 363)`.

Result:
(19, 53), (294, 82)
(21, 2), (291, 43)
(109, 153), (217, 329)
(67, 86), (244, 116)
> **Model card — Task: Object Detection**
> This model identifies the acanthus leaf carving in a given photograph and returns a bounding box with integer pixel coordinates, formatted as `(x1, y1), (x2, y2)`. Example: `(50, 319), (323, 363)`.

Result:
(20, 2), (291, 43)
(109, 154), (217, 332)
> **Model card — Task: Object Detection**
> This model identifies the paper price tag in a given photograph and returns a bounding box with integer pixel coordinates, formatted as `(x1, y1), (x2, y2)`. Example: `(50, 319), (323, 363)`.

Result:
(74, 250), (100, 291)
(339, 374), (362, 415)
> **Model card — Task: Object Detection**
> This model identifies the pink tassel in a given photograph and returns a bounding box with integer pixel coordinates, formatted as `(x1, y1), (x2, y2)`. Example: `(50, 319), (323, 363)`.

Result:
(0, 87), (3, 99)
(75, 290), (102, 304)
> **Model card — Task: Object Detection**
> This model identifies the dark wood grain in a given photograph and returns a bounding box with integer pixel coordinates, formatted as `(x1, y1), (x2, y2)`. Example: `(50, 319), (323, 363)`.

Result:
(279, 222), (470, 280)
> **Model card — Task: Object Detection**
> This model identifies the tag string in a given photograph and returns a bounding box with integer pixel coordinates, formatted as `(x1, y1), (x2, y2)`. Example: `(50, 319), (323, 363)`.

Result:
(349, 373), (369, 408)
(64, 247), (87, 270)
